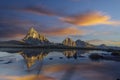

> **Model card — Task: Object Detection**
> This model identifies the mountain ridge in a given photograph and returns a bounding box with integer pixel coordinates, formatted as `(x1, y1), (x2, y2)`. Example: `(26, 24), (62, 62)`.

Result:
(0, 27), (117, 48)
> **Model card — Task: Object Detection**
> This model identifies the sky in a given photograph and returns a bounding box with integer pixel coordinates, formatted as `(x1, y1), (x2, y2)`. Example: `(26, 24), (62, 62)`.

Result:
(0, 0), (120, 46)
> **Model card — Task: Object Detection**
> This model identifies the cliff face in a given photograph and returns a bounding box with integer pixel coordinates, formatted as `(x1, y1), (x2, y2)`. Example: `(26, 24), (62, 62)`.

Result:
(23, 27), (49, 45)
(62, 38), (76, 46)
(62, 38), (93, 47)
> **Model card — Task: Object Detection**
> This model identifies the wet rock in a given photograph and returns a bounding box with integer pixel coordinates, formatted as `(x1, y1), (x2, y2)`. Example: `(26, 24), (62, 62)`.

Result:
(89, 53), (103, 61)
(111, 52), (120, 56)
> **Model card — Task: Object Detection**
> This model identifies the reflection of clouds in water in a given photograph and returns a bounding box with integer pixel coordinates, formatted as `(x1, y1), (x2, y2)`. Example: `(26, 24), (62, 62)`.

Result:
(0, 50), (120, 80)
(1, 59), (119, 80)
(74, 71), (112, 80)
(20, 50), (87, 69)
(0, 62), (119, 80)
(42, 62), (105, 73)
(0, 75), (57, 80)
(41, 62), (119, 80)
(42, 64), (70, 73)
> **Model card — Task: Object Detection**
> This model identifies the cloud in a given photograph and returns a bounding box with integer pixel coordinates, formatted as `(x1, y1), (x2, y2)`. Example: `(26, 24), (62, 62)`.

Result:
(0, 4), (59, 16)
(0, 75), (56, 80)
(87, 39), (120, 46)
(89, 31), (115, 36)
(0, 18), (40, 40)
(93, 32), (113, 36)
(0, 23), (26, 40)
(0, 17), (84, 39)
(0, 22), (85, 40)
(60, 11), (120, 26)
(43, 27), (85, 36)
(20, 5), (58, 16)
(0, 19), (33, 26)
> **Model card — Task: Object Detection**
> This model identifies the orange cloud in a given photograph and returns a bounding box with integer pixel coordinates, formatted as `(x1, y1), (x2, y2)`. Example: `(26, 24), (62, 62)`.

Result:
(45, 27), (85, 36)
(60, 11), (120, 26)
(0, 75), (56, 80)
(2, 33), (25, 38)
(43, 65), (69, 73)
(13, 34), (25, 38)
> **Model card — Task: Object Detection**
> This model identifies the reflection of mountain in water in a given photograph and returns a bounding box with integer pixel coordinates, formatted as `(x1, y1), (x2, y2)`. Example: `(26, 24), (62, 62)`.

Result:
(63, 50), (88, 59)
(19, 49), (49, 69)
(18, 49), (89, 69)
(63, 50), (77, 59)
(0, 49), (90, 70)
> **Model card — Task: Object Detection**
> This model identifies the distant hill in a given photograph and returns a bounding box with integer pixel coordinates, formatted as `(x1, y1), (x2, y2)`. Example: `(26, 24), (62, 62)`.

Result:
(76, 39), (94, 47)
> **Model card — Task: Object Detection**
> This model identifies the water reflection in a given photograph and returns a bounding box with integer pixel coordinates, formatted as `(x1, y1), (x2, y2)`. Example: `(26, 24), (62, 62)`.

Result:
(63, 50), (87, 59)
(0, 75), (56, 80)
(0, 49), (89, 70)
(18, 49), (88, 70)
(19, 50), (49, 69)
(0, 49), (120, 80)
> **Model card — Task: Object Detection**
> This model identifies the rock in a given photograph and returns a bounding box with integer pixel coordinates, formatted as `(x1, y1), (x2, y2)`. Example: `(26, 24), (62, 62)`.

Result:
(62, 37), (76, 46)
(23, 27), (49, 45)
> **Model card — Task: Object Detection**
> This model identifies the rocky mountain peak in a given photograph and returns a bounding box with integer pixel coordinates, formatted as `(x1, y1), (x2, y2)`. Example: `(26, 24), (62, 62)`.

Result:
(62, 37), (76, 46)
(23, 27), (49, 44)
(29, 27), (37, 34)
(24, 27), (39, 39)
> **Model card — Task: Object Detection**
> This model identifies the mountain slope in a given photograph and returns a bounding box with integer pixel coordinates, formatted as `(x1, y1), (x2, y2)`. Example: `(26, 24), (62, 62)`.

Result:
(23, 27), (49, 45)
(76, 39), (94, 47)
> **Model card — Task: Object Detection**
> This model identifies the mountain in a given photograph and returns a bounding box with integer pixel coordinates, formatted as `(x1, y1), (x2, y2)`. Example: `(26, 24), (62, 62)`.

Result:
(76, 39), (94, 47)
(62, 37), (76, 46)
(23, 27), (49, 45)
(97, 44), (108, 49)
(2, 27), (118, 49)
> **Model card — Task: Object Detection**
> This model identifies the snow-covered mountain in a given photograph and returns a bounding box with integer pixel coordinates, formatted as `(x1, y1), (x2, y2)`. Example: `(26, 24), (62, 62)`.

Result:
(23, 27), (49, 45)
(62, 38), (76, 46)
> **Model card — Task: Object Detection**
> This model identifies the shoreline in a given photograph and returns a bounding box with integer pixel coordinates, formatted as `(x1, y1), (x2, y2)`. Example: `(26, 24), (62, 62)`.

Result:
(0, 45), (120, 52)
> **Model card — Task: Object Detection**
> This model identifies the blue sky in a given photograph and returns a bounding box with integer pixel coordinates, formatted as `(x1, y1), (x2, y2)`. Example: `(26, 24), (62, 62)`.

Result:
(0, 0), (120, 46)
